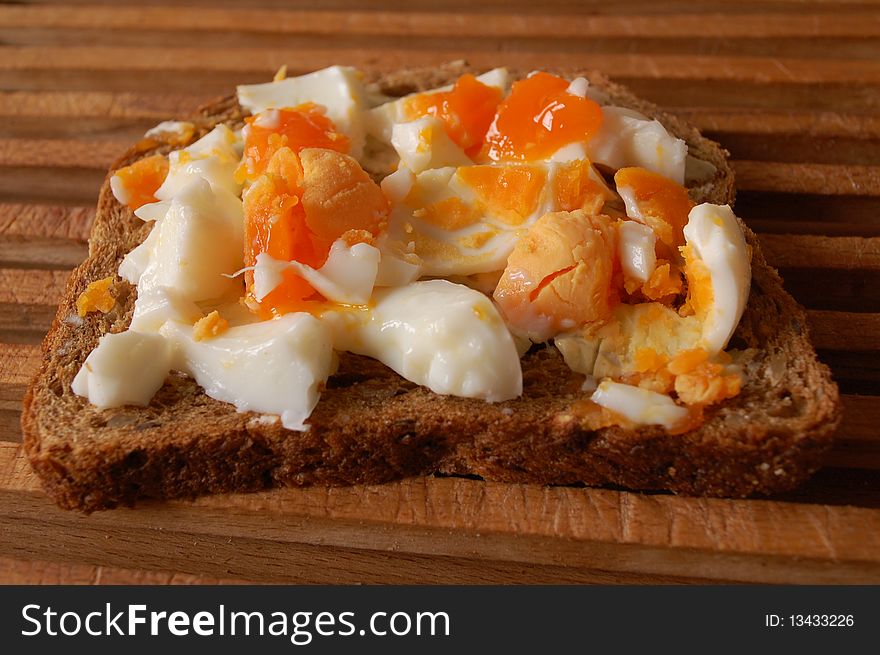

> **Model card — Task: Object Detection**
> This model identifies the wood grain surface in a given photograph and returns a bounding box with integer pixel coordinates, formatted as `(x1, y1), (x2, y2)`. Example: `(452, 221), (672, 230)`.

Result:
(1, 0), (879, 585)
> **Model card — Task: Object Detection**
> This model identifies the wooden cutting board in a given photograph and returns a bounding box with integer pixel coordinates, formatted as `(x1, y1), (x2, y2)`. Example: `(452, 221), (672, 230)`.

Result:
(1, 1), (879, 584)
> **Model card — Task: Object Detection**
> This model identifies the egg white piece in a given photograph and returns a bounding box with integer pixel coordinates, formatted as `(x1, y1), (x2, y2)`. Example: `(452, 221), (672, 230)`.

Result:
(137, 178), (244, 302)
(109, 175), (132, 207)
(118, 226), (159, 285)
(391, 116), (471, 173)
(591, 380), (689, 430)
(380, 163), (415, 202)
(237, 65), (369, 159)
(555, 302), (703, 381)
(71, 331), (172, 409)
(153, 124), (243, 202)
(683, 203), (752, 353)
(368, 68), (509, 144)
(373, 233), (422, 287)
(566, 77), (589, 98)
(129, 287), (202, 334)
(618, 220), (657, 282)
(330, 280), (522, 402)
(587, 106), (688, 185)
(250, 240), (381, 306)
(161, 313), (335, 432)
(388, 161), (611, 277)
(144, 120), (195, 140)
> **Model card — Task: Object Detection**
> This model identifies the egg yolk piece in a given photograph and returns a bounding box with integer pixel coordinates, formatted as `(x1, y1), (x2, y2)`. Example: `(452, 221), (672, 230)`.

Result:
(553, 159), (610, 215)
(237, 103), (350, 183)
(482, 72), (603, 163)
(298, 148), (390, 256)
(493, 210), (618, 341)
(456, 164), (547, 226)
(614, 167), (694, 254)
(403, 74), (502, 157)
(243, 147), (389, 317)
(113, 154), (169, 210)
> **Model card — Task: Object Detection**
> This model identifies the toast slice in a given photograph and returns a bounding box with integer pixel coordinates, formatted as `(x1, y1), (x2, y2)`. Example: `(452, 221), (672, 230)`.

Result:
(22, 62), (841, 511)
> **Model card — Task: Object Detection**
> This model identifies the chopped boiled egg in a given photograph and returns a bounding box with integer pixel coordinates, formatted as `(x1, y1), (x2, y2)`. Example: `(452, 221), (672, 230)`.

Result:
(493, 210), (618, 342)
(681, 203), (752, 354)
(372, 233), (422, 287)
(72, 331), (172, 409)
(587, 107), (688, 184)
(79, 65), (755, 435)
(76, 277), (115, 317)
(192, 310), (229, 341)
(110, 154), (169, 211)
(330, 279), (522, 402)
(368, 68), (509, 148)
(242, 147), (389, 317)
(618, 220), (656, 283)
(237, 65), (369, 160)
(144, 120), (196, 144)
(590, 380), (689, 430)
(137, 178), (244, 302)
(555, 201), (750, 383)
(161, 312), (335, 432)
(150, 124), (243, 205)
(249, 239), (380, 306)
(481, 71), (603, 163)
(615, 166), (693, 255)
(391, 117), (471, 173)
(388, 158), (613, 277)
(129, 287), (202, 334)
(236, 104), (350, 183)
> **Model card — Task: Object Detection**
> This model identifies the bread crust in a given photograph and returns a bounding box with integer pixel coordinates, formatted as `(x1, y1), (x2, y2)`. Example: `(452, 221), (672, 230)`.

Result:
(22, 63), (841, 511)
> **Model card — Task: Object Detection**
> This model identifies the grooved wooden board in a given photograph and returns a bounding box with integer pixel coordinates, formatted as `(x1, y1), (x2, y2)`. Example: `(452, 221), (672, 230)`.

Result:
(1, 0), (879, 585)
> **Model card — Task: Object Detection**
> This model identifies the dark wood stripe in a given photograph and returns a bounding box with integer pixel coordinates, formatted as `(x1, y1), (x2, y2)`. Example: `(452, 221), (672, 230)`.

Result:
(0, 204), (94, 242)
(4, 6), (880, 38)
(0, 235), (87, 270)
(627, 78), (880, 113)
(736, 192), (880, 230)
(0, 167), (104, 206)
(816, 350), (880, 395)
(708, 132), (880, 166)
(1, 47), (879, 85)
(2, 28), (879, 60)
(0, 116), (156, 142)
(7, 1), (880, 17)
(0, 409), (21, 443)
(779, 268), (880, 313)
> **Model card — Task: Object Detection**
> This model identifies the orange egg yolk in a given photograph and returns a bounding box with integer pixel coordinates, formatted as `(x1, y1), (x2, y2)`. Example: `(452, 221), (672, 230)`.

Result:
(481, 72), (603, 162)
(114, 154), (169, 210)
(236, 103), (350, 183)
(243, 147), (389, 319)
(403, 74), (502, 157)
(456, 164), (547, 226)
(552, 159), (609, 215)
(614, 167), (694, 254)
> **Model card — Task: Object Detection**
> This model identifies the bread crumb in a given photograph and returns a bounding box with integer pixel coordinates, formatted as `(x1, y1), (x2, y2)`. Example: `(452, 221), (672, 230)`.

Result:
(249, 414), (280, 427)
(273, 64), (288, 82)
(76, 277), (115, 317)
(193, 311), (229, 341)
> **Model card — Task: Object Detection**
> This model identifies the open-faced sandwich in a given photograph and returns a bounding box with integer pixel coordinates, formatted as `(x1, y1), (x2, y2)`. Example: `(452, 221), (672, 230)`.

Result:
(22, 62), (840, 511)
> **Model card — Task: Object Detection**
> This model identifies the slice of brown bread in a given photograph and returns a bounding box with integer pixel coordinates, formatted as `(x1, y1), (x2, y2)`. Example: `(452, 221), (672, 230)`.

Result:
(22, 62), (841, 511)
